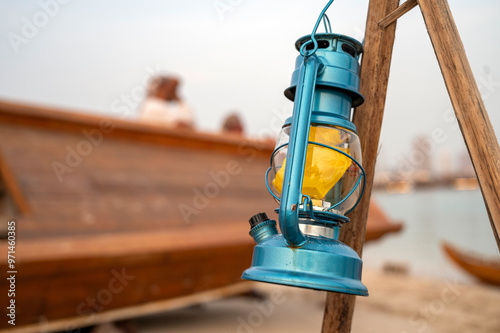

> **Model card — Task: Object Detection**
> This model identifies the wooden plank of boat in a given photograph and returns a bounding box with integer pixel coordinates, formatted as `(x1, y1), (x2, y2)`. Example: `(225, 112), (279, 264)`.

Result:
(0, 224), (256, 332)
(0, 100), (274, 330)
(0, 100), (403, 331)
(442, 242), (500, 286)
(3, 282), (254, 333)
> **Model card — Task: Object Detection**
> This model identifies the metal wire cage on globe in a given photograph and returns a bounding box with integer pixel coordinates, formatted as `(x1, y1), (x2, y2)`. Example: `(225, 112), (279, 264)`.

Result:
(266, 123), (365, 224)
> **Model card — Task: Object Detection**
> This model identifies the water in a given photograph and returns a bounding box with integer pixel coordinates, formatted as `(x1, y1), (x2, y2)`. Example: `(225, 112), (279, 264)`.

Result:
(363, 188), (500, 283)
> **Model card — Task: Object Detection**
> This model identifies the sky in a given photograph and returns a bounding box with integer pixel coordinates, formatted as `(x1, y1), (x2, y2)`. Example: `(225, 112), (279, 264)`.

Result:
(0, 0), (499, 172)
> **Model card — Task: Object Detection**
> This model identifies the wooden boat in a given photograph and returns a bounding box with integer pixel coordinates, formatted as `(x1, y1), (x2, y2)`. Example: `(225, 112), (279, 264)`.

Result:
(365, 200), (403, 242)
(0, 100), (402, 332)
(442, 242), (500, 286)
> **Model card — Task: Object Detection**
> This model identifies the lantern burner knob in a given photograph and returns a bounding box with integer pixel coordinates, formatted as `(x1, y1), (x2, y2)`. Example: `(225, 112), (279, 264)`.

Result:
(248, 213), (278, 245)
(249, 212), (270, 228)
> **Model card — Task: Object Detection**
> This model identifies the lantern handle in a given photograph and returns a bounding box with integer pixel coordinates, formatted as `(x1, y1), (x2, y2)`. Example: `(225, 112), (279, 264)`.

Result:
(300, 0), (335, 57)
(323, 14), (332, 34)
(278, 55), (323, 248)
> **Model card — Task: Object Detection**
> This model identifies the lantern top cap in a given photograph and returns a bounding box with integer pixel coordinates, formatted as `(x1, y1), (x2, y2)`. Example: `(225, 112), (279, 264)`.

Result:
(295, 33), (363, 59)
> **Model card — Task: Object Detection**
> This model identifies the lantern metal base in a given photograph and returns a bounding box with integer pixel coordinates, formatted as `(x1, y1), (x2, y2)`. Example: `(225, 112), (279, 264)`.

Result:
(242, 234), (368, 296)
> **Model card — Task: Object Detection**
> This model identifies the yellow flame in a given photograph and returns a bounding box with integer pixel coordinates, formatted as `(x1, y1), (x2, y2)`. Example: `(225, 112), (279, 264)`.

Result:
(272, 126), (351, 199)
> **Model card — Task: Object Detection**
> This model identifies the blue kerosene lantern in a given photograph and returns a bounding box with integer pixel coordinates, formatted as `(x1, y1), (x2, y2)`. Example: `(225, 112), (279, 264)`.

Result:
(242, 1), (368, 296)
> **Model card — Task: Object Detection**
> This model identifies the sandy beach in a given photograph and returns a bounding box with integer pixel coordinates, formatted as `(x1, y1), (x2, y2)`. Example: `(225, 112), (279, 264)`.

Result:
(133, 269), (500, 333)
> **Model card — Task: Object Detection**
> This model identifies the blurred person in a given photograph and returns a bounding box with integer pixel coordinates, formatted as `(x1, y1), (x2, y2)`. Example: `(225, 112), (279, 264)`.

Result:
(140, 76), (194, 129)
(221, 112), (245, 135)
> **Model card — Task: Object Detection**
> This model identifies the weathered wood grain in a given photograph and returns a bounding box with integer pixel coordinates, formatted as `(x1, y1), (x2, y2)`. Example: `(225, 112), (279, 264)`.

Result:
(378, 0), (418, 29)
(322, 0), (400, 332)
(418, 0), (500, 248)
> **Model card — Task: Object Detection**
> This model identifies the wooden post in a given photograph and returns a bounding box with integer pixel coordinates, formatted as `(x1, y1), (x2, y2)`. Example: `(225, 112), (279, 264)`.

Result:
(378, 0), (417, 29)
(322, 0), (500, 331)
(418, 0), (500, 248)
(321, 0), (400, 332)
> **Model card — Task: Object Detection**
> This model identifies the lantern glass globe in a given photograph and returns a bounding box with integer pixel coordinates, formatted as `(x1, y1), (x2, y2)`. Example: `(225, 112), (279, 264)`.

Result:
(270, 124), (362, 215)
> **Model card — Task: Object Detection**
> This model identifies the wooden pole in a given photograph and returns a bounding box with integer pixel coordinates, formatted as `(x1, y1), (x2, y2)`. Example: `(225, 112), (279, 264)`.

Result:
(418, 0), (500, 249)
(378, 0), (418, 29)
(321, 0), (400, 331)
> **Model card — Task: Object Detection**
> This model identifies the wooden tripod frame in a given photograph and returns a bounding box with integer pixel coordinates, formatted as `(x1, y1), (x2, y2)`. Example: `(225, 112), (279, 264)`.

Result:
(321, 0), (500, 332)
